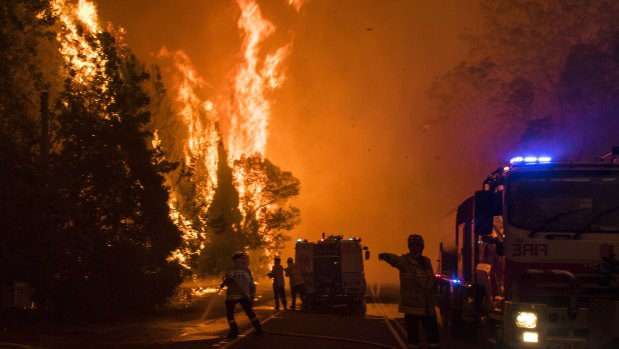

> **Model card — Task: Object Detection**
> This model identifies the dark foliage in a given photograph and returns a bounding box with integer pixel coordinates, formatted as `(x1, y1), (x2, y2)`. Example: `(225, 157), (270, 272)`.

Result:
(0, 1), (182, 320)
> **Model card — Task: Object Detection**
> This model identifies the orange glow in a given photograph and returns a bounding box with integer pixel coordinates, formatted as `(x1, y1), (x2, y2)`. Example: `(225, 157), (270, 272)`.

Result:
(52, 0), (302, 271)
(288, 0), (307, 13)
(50, 0), (107, 88)
(161, 49), (220, 190)
(228, 0), (291, 162)
(157, 49), (221, 269)
(228, 0), (296, 234)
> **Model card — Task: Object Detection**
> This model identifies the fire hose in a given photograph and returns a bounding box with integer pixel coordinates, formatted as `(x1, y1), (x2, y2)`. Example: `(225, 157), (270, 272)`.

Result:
(265, 330), (398, 349)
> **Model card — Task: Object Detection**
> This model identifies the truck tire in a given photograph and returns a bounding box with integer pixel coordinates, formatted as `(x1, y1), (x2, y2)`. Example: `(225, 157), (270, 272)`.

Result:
(475, 299), (504, 349)
(447, 309), (466, 337)
(348, 299), (366, 315)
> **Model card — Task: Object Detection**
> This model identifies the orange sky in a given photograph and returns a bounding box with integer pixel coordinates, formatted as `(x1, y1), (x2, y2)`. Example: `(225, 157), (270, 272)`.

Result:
(97, 0), (485, 284)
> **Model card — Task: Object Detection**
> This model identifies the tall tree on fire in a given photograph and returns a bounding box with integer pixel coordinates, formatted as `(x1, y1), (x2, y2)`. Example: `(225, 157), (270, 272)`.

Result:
(427, 0), (619, 160)
(195, 153), (300, 275)
(234, 155), (300, 257)
(0, 0), (182, 318)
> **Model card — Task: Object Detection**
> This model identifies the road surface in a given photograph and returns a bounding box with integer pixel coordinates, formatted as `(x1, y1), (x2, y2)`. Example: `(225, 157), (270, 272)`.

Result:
(0, 283), (479, 349)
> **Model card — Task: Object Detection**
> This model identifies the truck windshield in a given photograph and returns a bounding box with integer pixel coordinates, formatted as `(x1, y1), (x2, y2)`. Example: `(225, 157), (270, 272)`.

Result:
(507, 170), (619, 233)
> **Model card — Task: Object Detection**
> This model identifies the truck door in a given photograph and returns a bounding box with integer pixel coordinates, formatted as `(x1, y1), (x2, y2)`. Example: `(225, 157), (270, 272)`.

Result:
(295, 243), (314, 293)
(341, 242), (363, 294)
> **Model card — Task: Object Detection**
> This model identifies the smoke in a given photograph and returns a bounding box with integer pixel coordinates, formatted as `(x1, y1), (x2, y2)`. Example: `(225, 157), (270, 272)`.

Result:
(97, 0), (482, 284)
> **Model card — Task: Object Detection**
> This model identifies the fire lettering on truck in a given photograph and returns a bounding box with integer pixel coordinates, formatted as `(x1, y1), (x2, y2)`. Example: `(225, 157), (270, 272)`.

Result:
(512, 243), (548, 257)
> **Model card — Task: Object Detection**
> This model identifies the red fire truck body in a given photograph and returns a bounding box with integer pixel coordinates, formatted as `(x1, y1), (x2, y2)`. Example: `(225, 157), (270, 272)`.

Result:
(437, 152), (619, 349)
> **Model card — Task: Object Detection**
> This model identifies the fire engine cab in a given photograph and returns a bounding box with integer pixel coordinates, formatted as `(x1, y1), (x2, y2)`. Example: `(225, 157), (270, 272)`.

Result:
(295, 234), (370, 313)
(437, 149), (619, 349)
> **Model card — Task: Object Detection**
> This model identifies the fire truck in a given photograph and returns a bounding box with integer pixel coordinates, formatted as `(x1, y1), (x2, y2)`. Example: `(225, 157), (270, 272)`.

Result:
(437, 149), (619, 349)
(295, 234), (370, 313)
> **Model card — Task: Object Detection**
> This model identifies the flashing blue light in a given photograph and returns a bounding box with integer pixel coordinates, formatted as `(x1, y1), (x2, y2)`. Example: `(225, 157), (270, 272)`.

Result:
(537, 156), (552, 163)
(509, 156), (524, 165)
(452, 279), (461, 284)
(509, 155), (553, 165)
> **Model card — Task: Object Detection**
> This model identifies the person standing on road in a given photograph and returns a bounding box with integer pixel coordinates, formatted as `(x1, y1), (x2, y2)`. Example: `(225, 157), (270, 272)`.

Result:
(284, 257), (305, 310)
(378, 234), (440, 349)
(220, 251), (263, 339)
(267, 256), (287, 310)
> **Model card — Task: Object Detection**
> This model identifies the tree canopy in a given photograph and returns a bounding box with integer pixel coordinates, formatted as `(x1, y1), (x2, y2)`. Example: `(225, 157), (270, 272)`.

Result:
(197, 153), (300, 275)
(0, 0), (303, 319)
(0, 0), (182, 319)
(428, 0), (619, 160)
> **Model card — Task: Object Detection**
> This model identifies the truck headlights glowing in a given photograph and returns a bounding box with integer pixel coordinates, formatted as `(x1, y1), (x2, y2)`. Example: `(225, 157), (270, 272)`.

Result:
(522, 331), (539, 343)
(515, 311), (537, 329)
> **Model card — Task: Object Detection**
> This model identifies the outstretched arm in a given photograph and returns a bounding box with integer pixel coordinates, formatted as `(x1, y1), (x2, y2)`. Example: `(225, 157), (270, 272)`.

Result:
(378, 253), (402, 269)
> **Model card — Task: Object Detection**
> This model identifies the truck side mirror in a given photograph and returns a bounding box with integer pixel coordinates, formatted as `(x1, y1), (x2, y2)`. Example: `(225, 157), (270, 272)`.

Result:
(365, 250), (370, 260)
(474, 190), (494, 235)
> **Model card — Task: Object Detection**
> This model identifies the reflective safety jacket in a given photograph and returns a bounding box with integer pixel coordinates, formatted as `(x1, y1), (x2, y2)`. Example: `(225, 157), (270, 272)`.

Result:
(285, 263), (304, 287)
(383, 253), (437, 316)
(223, 260), (256, 301)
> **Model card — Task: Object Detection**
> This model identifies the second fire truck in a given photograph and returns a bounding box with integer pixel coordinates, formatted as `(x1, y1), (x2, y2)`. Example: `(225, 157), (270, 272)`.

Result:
(295, 234), (370, 313)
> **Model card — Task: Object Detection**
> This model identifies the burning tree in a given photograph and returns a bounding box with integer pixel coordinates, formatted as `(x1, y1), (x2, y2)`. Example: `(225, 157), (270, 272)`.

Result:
(234, 154), (300, 251)
(0, 0), (304, 316)
(144, 0), (305, 277)
(0, 0), (183, 318)
(197, 154), (300, 275)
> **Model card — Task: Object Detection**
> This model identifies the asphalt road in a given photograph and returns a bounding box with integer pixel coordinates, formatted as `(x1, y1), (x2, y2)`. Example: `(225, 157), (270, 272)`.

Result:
(0, 283), (479, 349)
(222, 283), (479, 349)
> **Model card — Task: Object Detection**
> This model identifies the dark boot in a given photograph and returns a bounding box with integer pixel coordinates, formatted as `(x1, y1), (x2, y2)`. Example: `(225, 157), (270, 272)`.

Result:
(227, 322), (239, 339)
(252, 319), (263, 336)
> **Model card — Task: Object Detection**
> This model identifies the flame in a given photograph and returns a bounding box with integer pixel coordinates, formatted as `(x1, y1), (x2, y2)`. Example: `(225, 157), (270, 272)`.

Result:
(288, 0), (307, 13)
(48, 0), (303, 272)
(227, 0), (297, 227)
(156, 49), (222, 269)
(163, 49), (220, 191)
(50, 0), (107, 88)
(228, 0), (291, 162)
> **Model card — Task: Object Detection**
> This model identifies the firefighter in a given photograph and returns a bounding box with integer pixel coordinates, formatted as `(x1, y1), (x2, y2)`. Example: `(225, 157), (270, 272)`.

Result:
(220, 251), (263, 339)
(284, 257), (305, 310)
(378, 234), (440, 349)
(267, 256), (287, 310)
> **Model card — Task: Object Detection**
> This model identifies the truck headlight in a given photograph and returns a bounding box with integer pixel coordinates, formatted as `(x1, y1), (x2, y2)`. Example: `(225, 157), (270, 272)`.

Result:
(523, 331), (539, 343)
(515, 311), (537, 329)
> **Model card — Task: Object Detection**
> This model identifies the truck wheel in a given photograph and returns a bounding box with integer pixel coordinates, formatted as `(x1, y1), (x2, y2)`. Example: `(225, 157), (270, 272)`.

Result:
(476, 311), (504, 349)
(348, 300), (366, 315)
(302, 297), (315, 311)
(446, 309), (465, 337)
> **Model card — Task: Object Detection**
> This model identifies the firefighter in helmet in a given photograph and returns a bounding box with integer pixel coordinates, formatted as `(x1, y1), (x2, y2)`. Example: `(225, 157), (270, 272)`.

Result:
(378, 234), (439, 349)
(284, 257), (305, 310)
(220, 251), (263, 339)
(267, 256), (287, 310)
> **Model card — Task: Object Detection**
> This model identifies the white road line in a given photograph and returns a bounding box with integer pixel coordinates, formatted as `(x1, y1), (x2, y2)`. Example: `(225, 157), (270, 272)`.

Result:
(370, 282), (408, 349)
(218, 309), (282, 349)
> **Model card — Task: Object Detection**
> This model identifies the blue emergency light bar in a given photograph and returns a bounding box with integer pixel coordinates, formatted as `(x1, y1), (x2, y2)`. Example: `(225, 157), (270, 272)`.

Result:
(509, 156), (552, 165)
